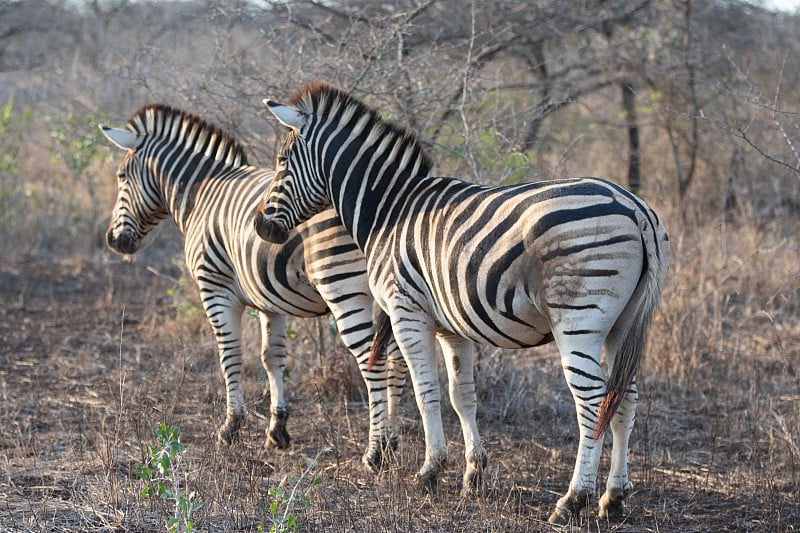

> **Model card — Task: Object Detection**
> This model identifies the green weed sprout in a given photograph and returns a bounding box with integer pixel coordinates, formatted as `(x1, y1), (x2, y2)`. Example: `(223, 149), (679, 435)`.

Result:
(135, 424), (204, 533)
(259, 450), (325, 532)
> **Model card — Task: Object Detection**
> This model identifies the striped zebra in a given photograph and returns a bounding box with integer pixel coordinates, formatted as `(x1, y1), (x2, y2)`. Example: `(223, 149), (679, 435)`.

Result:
(254, 83), (670, 523)
(99, 103), (406, 469)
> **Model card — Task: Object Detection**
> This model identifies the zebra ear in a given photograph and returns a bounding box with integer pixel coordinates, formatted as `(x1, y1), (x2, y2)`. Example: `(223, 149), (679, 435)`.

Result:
(98, 125), (140, 150)
(263, 99), (307, 131)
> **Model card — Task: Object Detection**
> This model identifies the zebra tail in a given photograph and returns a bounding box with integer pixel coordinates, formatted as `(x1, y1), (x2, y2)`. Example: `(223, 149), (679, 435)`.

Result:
(367, 311), (393, 371)
(594, 217), (668, 440)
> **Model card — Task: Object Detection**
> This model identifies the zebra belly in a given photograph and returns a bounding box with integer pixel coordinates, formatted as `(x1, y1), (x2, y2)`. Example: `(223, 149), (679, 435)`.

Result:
(433, 291), (554, 349)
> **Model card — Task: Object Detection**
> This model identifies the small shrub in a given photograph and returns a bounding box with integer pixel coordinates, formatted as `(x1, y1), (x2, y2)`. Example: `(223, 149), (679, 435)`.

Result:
(259, 451), (324, 533)
(134, 424), (204, 533)
(0, 93), (34, 244)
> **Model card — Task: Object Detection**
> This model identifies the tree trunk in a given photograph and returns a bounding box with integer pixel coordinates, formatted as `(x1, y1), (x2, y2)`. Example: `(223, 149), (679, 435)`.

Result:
(622, 81), (641, 194)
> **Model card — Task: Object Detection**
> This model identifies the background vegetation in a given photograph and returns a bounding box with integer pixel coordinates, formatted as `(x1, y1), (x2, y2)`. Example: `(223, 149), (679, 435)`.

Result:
(0, 0), (798, 531)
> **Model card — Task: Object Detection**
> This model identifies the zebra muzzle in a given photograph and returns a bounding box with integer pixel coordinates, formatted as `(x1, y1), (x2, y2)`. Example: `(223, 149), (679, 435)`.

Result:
(106, 230), (139, 255)
(254, 214), (289, 244)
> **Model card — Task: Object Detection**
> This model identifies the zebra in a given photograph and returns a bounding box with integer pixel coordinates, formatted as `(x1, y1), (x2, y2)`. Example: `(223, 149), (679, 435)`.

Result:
(99, 103), (406, 469)
(253, 82), (670, 524)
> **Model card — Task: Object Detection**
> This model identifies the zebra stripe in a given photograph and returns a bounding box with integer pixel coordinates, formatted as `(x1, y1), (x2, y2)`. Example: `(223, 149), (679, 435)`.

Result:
(100, 104), (406, 469)
(255, 83), (670, 524)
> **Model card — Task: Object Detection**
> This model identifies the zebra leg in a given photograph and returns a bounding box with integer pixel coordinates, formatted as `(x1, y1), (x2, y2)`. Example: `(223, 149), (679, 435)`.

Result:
(548, 335), (607, 525)
(598, 380), (637, 518)
(355, 345), (393, 471)
(207, 301), (247, 445)
(391, 315), (447, 490)
(386, 340), (407, 451)
(326, 302), (394, 471)
(438, 333), (486, 496)
(259, 313), (291, 449)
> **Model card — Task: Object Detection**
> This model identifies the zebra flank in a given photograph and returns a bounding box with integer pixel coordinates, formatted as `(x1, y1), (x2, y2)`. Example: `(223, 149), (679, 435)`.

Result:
(101, 103), (407, 470)
(257, 82), (670, 524)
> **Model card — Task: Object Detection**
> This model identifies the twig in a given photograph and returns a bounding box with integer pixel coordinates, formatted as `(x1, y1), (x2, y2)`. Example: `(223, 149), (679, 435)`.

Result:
(459, 0), (480, 182)
(282, 449), (325, 523)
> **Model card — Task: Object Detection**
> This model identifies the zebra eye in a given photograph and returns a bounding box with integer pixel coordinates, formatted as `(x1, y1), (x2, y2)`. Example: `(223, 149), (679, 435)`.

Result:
(116, 170), (126, 180)
(276, 155), (287, 166)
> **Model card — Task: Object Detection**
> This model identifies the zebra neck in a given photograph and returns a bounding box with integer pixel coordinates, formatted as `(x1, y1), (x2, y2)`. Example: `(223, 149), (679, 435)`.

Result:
(149, 149), (234, 234)
(331, 170), (423, 253)
(325, 151), (433, 253)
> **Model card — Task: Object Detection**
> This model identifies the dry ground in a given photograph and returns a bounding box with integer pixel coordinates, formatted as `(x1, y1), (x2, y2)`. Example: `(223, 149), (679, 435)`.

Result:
(1, 246), (798, 532)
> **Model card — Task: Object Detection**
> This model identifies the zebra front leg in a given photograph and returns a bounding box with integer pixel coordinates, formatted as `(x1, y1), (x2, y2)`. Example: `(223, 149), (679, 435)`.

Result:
(259, 313), (291, 449)
(325, 300), (395, 471)
(361, 324), (407, 471)
(438, 333), (486, 496)
(548, 337), (607, 525)
(598, 380), (637, 519)
(386, 341), (407, 451)
(207, 301), (247, 445)
(357, 348), (394, 472)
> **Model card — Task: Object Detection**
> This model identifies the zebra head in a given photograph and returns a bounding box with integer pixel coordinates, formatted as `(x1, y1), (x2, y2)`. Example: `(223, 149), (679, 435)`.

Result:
(99, 124), (168, 255)
(254, 99), (329, 244)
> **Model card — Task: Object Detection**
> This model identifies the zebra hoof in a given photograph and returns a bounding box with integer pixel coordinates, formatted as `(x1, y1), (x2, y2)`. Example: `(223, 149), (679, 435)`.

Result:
(415, 468), (440, 493)
(361, 435), (400, 473)
(548, 490), (591, 525)
(361, 449), (383, 473)
(461, 449), (488, 497)
(265, 408), (290, 449)
(217, 414), (244, 445)
(598, 487), (628, 519)
(547, 505), (575, 526)
(265, 427), (291, 449)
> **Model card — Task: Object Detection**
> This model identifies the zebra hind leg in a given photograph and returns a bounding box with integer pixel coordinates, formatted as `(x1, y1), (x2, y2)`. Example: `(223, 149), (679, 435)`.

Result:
(548, 333), (608, 524)
(358, 349), (395, 472)
(208, 302), (247, 446)
(598, 381), (638, 518)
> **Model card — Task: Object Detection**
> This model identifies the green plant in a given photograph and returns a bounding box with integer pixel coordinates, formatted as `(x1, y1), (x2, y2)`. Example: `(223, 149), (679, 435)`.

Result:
(165, 266), (206, 327)
(134, 424), (204, 533)
(259, 451), (324, 532)
(48, 110), (109, 226)
(0, 93), (33, 234)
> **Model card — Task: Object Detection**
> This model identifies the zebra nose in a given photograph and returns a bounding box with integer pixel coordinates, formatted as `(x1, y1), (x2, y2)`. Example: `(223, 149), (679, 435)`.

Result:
(254, 214), (289, 243)
(106, 230), (139, 255)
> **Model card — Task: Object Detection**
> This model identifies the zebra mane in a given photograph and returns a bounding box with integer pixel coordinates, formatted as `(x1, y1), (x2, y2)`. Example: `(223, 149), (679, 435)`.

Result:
(287, 82), (434, 176)
(126, 103), (249, 167)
